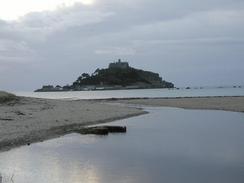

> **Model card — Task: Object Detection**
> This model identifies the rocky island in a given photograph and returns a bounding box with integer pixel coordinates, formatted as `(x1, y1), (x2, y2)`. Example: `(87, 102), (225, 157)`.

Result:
(35, 59), (174, 92)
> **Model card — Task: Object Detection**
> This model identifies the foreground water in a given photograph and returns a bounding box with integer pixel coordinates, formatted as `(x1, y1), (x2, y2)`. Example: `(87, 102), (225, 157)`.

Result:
(15, 87), (244, 100)
(0, 107), (244, 183)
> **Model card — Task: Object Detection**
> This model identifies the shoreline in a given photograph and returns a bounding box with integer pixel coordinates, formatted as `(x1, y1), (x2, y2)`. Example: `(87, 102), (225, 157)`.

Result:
(1, 96), (244, 152)
(0, 112), (146, 152)
(105, 96), (244, 113)
(0, 96), (147, 152)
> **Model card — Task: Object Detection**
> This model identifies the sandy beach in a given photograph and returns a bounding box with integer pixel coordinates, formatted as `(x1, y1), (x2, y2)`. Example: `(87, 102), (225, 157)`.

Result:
(1, 92), (244, 152)
(0, 94), (146, 151)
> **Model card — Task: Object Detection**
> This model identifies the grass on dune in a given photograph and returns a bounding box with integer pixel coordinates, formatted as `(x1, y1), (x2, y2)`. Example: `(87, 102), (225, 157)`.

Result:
(0, 91), (17, 103)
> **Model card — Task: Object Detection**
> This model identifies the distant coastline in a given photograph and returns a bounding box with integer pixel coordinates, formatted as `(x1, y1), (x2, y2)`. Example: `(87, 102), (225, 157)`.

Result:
(35, 85), (174, 92)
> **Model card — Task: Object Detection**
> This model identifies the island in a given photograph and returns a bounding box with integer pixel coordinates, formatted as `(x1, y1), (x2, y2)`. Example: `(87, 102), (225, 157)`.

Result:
(35, 59), (174, 92)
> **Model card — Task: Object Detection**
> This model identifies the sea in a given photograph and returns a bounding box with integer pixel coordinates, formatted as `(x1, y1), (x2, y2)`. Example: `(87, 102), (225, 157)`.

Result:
(0, 87), (243, 183)
(14, 87), (244, 100)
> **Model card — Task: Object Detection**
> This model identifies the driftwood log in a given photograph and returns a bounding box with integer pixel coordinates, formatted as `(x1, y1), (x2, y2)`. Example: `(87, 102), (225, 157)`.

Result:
(75, 126), (127, 135)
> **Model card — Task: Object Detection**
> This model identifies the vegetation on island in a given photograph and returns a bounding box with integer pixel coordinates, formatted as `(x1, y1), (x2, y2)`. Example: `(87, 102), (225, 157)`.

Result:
(35, 60), (174, 92)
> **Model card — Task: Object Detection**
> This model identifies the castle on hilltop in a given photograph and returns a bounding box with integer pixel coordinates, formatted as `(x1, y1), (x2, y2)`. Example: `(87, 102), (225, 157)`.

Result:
(35, 58), (175, 92)
(109, 59), (129, 69)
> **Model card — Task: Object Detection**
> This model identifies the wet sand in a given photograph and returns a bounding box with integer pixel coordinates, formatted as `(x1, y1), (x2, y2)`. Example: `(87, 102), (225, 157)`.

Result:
(112, 96), (244, 113)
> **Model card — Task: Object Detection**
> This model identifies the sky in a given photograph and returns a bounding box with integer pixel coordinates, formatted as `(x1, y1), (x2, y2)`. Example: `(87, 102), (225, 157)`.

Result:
(0, 0), (244, 91)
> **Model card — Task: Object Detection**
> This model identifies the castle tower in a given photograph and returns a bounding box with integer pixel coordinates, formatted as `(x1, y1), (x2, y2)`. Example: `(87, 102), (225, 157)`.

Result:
(109, 59), (129, 69)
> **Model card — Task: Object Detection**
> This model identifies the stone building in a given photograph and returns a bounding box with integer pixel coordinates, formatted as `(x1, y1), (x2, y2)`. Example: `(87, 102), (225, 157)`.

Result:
(109, 59), (129, 69)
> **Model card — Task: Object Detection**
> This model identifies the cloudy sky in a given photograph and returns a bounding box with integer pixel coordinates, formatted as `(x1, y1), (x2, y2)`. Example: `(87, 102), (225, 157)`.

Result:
(0, 0), (244, 91)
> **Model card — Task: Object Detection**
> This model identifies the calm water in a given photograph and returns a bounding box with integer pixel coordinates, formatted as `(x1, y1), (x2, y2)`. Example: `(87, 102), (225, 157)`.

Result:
(15, 87), (244, 100)
(0, 107), (244, 183)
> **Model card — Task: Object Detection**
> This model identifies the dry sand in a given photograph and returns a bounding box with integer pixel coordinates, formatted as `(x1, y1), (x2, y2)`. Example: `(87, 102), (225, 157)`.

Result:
(1, 94), (244, 152)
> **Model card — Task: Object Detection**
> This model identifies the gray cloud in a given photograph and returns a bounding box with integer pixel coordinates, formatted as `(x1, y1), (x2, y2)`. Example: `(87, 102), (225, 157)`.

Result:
(0, 0), (244, 91)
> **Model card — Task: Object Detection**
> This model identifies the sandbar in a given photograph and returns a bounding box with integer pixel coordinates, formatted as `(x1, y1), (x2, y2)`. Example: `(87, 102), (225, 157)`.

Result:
(1, 93), (244, 152)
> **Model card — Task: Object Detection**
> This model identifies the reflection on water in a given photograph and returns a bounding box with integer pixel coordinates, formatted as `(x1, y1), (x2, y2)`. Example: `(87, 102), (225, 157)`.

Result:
(0, 108), (244, 183)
